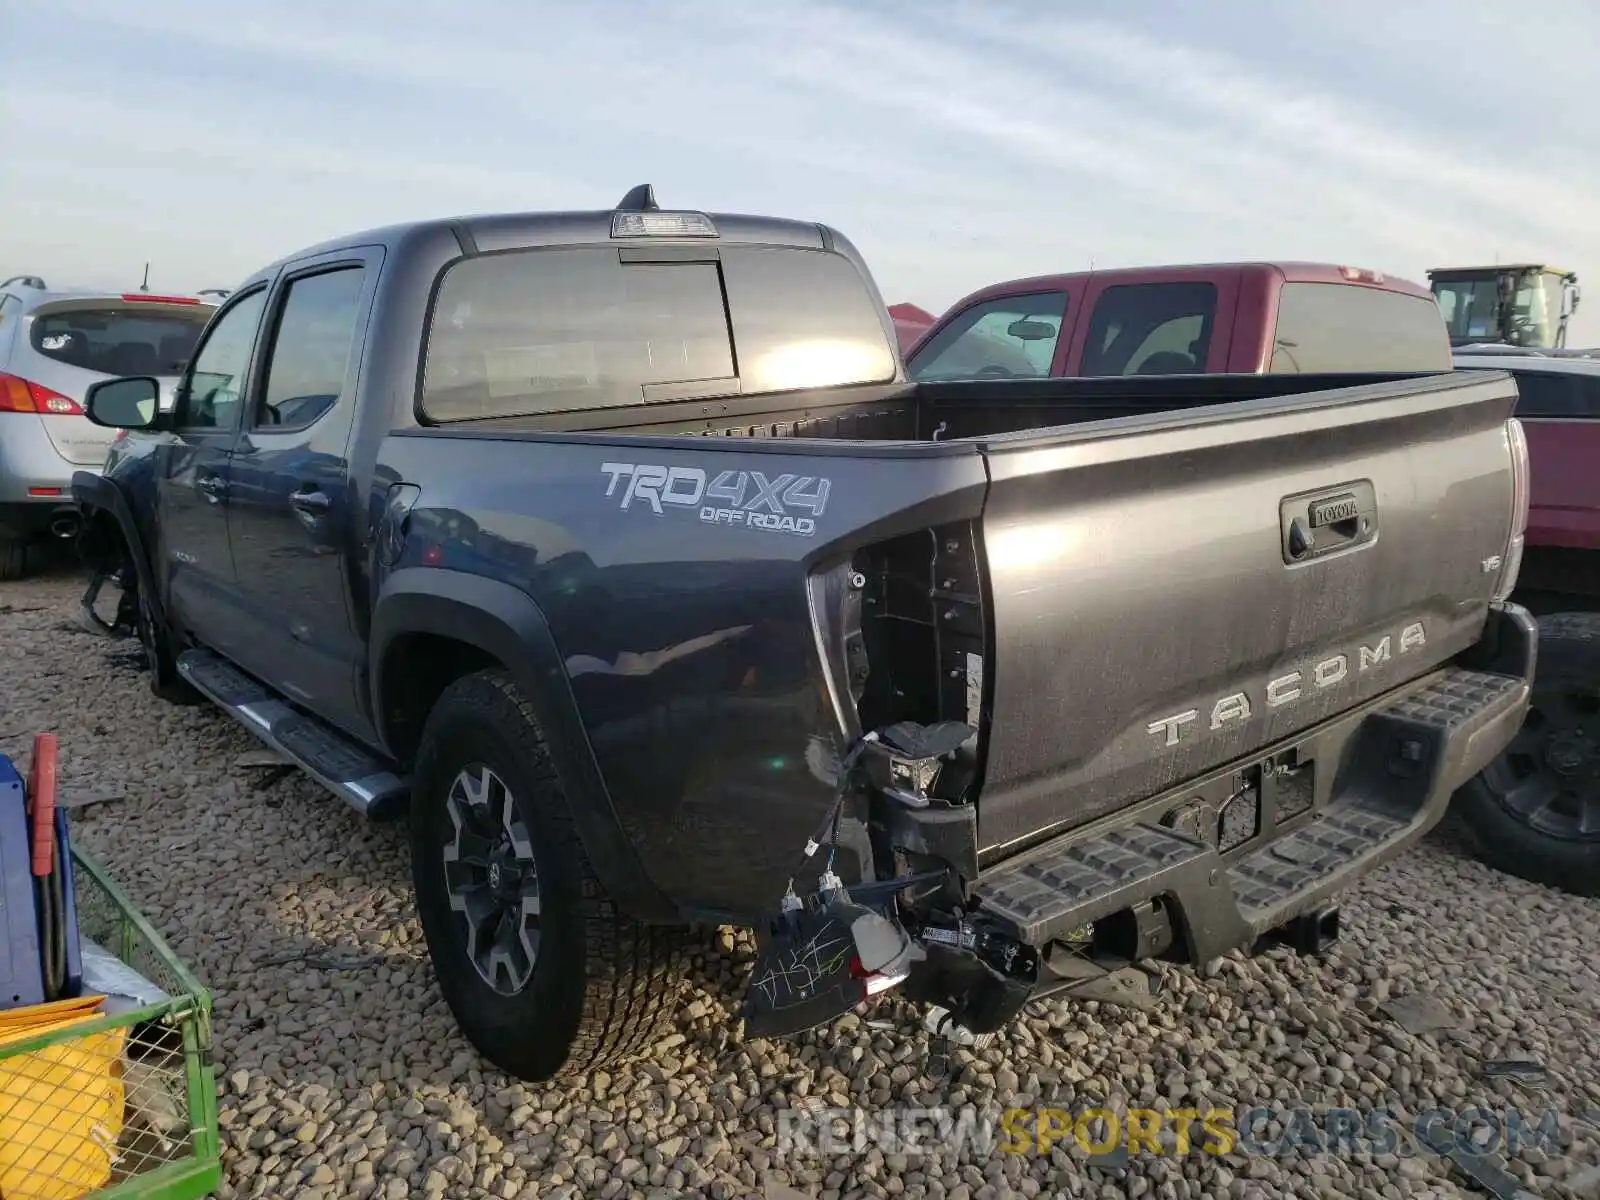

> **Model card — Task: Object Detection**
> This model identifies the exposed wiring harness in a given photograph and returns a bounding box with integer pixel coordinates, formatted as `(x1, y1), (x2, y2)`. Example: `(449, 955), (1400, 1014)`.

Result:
(784, 731), (880, 898)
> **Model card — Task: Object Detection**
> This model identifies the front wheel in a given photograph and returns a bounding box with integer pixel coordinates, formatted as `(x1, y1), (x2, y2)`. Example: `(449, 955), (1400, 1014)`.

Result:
(1452, 612), (1600, 897)
(410, 669), (686, 1082)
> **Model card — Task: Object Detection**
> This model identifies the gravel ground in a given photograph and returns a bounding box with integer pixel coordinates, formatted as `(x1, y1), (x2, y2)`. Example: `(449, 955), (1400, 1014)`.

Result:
(3, 563), (1598, 1200)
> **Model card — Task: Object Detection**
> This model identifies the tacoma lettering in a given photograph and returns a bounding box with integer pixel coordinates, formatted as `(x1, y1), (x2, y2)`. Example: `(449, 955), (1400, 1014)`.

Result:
(1148, 622), (1427, 748)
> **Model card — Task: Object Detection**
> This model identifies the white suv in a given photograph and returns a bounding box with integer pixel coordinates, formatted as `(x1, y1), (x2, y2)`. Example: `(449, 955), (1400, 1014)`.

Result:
(0, 276), (216, 579)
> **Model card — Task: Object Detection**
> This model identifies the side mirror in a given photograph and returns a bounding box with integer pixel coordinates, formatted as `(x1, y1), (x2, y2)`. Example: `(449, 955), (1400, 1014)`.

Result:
(1006, 318), (1056, 342)
(84, 376), (160, 429)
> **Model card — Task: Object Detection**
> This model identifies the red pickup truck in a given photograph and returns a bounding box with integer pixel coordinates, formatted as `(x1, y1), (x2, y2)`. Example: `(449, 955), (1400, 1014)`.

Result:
(896, 263), (1596, 896)
(900, 261), (1452, 380)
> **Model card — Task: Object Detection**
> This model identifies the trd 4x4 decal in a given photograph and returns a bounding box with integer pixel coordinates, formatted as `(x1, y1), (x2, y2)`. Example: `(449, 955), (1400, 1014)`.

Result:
(600, 462), (830, 536)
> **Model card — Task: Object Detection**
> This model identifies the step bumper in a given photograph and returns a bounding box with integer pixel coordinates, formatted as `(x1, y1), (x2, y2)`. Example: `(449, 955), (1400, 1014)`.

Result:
(973, 663), (1531, 963)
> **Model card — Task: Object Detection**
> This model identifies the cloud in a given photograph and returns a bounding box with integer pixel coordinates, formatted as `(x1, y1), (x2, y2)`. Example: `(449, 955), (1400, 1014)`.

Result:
(957, 14), (1599, 243)
(2, 0), (1594, 341)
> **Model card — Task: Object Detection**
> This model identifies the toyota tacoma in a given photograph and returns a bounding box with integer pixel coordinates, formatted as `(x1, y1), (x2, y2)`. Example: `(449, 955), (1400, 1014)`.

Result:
(72, 186), (1537, 1082)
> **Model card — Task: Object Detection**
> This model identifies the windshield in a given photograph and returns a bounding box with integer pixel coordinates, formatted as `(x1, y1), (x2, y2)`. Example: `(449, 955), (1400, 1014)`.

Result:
(906, 291), (1069, 381)
(1433, 272), (1556, 347)
(30, 304), (212, 375)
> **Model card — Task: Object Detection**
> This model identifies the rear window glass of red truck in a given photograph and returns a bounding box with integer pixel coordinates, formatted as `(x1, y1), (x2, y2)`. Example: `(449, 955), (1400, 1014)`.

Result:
(30, 306), (211, 376)
(419, 245), (896, 422)
(1080, 282), (1217, 376)
(907, 291), (1069, 381)
(1268, 283), (1451, 373)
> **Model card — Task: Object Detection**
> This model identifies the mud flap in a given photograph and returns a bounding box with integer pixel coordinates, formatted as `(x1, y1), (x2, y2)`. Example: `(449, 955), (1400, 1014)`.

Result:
(742, 891), (915, 1040)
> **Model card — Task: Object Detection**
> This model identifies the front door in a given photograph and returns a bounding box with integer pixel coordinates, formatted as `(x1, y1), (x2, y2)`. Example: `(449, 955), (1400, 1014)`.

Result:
(156, 287), (268, 658)
(222, 254), (379, 741)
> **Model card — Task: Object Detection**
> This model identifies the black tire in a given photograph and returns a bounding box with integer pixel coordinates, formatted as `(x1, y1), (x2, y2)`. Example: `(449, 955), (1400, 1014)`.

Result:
(0, 537), (29, 582)
(410, 669), (685, 1082)
(135, 582), (201, 705)
(1452, 612), (1600, 897)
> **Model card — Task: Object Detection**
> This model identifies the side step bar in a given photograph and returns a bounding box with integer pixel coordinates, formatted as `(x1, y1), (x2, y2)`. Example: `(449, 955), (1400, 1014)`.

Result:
(974, 665), (1530, 964)
(177, 649), (409, 819)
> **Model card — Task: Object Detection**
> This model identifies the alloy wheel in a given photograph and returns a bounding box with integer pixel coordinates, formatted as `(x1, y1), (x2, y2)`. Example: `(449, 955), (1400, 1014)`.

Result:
(442, 764), (542, 994)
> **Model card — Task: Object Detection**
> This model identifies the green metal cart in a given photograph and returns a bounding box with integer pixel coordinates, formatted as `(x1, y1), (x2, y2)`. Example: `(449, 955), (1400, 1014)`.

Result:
(0, 847), (221, 1200)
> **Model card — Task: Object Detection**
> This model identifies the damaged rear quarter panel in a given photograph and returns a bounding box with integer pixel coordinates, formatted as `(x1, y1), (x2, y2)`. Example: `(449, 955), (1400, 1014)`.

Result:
(380, 430), (987, 917)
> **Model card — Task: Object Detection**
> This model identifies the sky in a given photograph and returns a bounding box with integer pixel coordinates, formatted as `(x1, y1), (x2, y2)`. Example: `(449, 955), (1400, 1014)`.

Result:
(4, 0), (1598, 344)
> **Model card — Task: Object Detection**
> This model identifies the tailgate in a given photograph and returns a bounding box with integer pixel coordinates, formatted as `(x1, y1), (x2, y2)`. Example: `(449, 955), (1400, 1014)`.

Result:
(973, 372), (1521, 854)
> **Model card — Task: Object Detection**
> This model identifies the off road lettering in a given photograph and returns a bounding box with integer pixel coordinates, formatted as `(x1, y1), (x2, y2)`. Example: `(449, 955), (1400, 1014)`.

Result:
(601, 461), (830, 536)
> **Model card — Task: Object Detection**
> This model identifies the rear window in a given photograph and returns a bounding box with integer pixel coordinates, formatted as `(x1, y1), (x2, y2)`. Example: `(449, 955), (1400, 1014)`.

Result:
(906, 291), (1069, 381)
(29, 305), (212, 376)
(420, 245), (896, 423)
(1081, 282), (1217, 376)
(1268, 283), (1450, 374)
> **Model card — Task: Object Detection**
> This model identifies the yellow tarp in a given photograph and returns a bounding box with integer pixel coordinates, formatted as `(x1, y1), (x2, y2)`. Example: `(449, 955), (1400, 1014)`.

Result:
(0, 996), (126, 1200)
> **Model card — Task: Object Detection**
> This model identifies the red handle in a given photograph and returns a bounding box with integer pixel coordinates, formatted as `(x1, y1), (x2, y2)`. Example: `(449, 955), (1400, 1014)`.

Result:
(25, 733), (58, 877)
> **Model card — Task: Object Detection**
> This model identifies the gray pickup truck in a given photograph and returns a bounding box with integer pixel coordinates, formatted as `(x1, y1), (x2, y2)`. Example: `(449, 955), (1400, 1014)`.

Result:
(72, 186), (1536, 1083)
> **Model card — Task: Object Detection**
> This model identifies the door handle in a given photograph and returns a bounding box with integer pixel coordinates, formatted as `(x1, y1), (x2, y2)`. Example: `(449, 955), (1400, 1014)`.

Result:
(290, 490), (331, 515)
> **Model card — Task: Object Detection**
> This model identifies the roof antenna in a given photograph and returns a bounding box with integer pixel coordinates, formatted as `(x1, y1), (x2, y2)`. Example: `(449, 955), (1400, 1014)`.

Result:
(140, 262), (151, 293)
(616, 184), (659, 212)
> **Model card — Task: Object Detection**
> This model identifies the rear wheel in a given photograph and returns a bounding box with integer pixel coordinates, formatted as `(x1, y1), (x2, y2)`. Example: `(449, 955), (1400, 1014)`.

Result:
(0, 536), (29, 582)
(410, 669), (686, 1082)
(1453, 612), (1600, 897)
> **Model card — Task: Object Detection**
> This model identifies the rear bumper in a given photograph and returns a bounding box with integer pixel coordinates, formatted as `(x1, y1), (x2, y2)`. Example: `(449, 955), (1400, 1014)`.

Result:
(0, 414), (94, 535)
(971, 604), (1536, 965)
(0, 413), (87, 494)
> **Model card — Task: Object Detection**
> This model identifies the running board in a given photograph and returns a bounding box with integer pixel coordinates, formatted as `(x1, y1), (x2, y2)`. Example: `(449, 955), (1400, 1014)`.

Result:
(177, 649), (409, 819)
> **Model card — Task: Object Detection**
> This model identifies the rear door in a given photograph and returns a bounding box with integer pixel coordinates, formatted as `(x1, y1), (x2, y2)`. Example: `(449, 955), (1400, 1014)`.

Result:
(156, 287), (269, 657)
(971, 372), (1520, 853)
(1065, 272), (1241, 376)
(223, 251), (379, 739)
